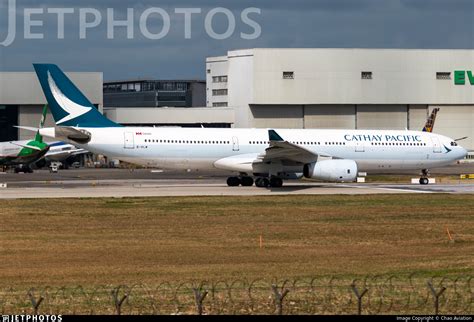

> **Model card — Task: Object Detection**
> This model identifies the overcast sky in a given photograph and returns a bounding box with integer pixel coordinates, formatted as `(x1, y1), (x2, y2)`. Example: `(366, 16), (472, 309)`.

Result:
(0, 0), (473, 80)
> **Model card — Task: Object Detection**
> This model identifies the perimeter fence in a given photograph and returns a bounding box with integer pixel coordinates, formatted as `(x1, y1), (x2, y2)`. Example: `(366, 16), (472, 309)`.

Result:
(1, 274), (472, 315)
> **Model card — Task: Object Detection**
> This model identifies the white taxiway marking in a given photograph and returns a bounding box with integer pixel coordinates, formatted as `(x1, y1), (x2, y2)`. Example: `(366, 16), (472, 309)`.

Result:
(345, 184), (434, 194)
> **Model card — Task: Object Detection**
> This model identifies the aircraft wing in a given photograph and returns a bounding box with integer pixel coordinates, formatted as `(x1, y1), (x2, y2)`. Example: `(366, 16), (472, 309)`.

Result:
(46, 148), (87, 158)
(257, 130), (331, 164)
(9, 142), (43, 151)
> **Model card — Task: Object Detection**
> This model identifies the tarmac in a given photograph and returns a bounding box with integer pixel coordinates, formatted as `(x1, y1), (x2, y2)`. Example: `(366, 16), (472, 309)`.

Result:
(0, 167), (472, 199)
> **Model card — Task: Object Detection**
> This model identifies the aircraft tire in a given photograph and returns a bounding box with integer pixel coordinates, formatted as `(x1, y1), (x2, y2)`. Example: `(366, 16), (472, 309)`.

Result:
(419, 178), (429, 185)
(241, 176), (254, 187)
(227, 177), (241, 187)
(255, 178), (270, 188)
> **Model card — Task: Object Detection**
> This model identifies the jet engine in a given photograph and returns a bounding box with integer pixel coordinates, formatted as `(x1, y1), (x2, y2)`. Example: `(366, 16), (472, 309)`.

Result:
(303, 160), (358, 182)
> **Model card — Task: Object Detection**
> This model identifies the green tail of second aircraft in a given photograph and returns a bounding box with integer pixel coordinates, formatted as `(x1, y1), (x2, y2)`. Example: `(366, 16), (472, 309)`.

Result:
(34, 104), (48, 143)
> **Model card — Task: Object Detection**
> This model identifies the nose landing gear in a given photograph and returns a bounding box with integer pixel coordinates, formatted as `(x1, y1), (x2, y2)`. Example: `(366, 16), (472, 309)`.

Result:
(419, 178), (429, 185)
(419, 169), (430, 185)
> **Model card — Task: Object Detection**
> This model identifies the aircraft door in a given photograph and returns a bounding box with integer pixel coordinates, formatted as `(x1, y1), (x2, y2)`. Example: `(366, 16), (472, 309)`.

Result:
(355, 141), (365, 152)
(431, 137), (442, 153)
(232, 136), (239, 152)
(124, 132), (135, 149)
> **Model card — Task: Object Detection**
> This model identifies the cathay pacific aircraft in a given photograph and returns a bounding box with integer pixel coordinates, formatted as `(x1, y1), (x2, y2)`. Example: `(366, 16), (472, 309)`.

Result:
(26, 64), (467, 188)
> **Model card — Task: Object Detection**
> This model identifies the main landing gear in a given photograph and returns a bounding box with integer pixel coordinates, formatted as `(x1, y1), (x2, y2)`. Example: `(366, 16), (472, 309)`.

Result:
(226, 176), (283, 188)
(14, 166), (33, 174)
(227, 176), (254, 187)
(419, 169), (430, 185)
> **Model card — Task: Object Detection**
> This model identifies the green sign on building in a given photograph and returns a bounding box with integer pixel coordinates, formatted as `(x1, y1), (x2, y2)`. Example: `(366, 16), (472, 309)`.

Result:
(454, 70), (474, 85)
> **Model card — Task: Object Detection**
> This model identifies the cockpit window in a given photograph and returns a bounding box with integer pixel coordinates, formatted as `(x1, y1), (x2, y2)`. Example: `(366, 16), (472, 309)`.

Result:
(450, 141), (458, 147)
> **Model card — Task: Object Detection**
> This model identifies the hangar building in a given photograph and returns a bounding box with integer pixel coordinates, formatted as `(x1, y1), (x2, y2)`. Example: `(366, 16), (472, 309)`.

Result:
(1, 48), (473, 156)
(207, 48), (474, 152)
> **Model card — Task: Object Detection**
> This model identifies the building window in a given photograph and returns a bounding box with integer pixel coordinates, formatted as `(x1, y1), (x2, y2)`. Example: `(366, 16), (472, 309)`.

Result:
(176, 83), (188, 91)
(161, 82), (175, 91)
(213, 102), (228, 107)
(283, 71), (294, 79)
(436, 72), (451, 80)
(212, 76), (228, 83)
(212, 89), (228, 96)
(361, 72), (372, 79)
(207, 69), (211, 74)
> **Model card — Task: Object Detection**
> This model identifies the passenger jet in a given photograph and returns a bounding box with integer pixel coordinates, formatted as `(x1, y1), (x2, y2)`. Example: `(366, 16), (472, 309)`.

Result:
(25, 64), (467, 187)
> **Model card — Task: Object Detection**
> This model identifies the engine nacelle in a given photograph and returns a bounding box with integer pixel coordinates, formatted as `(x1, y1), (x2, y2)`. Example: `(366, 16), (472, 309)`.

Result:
(303, 160), (358, 182)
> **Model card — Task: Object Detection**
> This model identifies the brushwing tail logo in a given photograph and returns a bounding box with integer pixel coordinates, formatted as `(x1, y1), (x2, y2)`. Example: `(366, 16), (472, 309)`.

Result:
(443, 145), (452, 153)
(47, 71), (92, 125)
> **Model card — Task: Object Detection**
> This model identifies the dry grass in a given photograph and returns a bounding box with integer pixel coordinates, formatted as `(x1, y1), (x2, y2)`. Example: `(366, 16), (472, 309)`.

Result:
(0, 195), (473, 288)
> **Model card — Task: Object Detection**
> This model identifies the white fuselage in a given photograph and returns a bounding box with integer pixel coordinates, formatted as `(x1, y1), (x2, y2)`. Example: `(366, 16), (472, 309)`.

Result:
(52, 127), (467, 174)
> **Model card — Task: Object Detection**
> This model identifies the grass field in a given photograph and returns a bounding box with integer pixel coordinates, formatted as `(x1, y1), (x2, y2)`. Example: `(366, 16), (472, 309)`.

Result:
(1, 194), (473, 314)
(1, 194), (473, 289)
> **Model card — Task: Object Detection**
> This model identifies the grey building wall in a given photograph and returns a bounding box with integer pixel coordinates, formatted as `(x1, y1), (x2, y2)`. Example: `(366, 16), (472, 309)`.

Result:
(104, 107), (234, 126)
(190, 82), (206, 107)
(304, 105), (356, 129)
(0, 72), (103, 106)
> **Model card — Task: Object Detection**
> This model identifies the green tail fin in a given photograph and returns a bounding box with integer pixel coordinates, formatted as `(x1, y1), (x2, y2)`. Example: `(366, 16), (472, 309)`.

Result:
(34, 104), (48, 143)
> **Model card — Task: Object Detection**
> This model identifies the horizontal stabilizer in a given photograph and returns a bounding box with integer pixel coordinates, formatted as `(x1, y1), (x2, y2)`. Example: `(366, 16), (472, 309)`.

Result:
(14, 126), (39, 132)
(9, 142), (43, 151)
(16, 126), (91, 144)
(56, 127), (91, 144)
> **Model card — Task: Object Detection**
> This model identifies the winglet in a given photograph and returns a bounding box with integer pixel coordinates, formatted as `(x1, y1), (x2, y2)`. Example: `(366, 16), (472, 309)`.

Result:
(269, 129), (284, 142)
